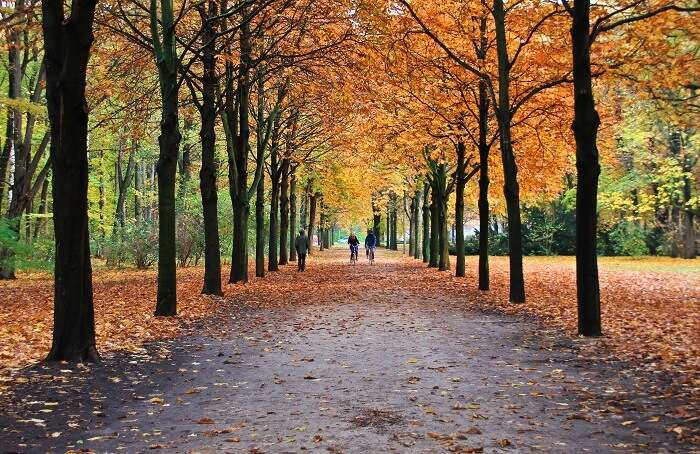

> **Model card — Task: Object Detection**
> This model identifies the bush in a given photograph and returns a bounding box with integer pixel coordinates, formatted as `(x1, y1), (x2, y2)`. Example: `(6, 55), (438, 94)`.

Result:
(608, 221), (649, 256)
(104, 222), (158, 269)
(0, 218), (53, 272)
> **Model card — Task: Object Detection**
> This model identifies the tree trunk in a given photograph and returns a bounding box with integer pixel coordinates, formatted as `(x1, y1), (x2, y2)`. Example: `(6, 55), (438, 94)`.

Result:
(478, 78), (490, 291)
(571, 0), (602, 335)
(151, 0), (181, 316)
(429, 185), (439, 267)
(390, 193), (398, 250)
(413, 188), (421, 259)
(455, 142), (466, 277)
(289, 171), (297, 261)
(255, 169), (265, 277)
(422, 181), (430, 262)
(279, 159), (289, 265)
(114, 144), (135, 230)
(308, 192), (318, 255)
(494, 0), (525, 304)
(680, 156), (696, 259)
(33, 173), (50, 240)
(268, 158), (279, 272)
(43, 0), (99, 362)
(198, 4), (222, 295)
(437, 165), (450, 272)
(0, 60), (15, 215)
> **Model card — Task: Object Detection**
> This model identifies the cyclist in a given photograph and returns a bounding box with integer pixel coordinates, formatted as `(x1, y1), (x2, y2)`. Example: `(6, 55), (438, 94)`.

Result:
(348, 233), (360, 262)
(365, 229), (377, 261)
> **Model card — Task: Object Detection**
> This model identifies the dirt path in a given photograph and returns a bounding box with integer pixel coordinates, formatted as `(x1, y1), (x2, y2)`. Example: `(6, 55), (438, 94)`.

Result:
(0, 249), (694, 453)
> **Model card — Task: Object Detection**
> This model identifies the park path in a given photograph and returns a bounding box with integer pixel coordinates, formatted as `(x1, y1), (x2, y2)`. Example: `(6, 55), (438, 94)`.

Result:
(0, 248), (691, 453)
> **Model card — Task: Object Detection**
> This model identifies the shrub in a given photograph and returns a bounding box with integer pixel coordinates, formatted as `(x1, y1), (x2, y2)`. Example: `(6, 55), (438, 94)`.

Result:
(608, 221), (649, 256)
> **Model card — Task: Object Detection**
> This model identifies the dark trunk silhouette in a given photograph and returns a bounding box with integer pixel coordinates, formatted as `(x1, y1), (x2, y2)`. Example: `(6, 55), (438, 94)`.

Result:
(422, 181), (430, 262)
(455, 143), (466, 277)
(255, 170), (265, 278)
(151, 0), (182, 315)
(279, 159), (290, 265)
(308, 192), (318, 255)
(289, 171), (297, 262)
(429, 185), (439, 268)
(571, 0), (601, 335)
(197, 0), (222, 295)
(493, 0), (525, 303)
(43, 0), (99, 362)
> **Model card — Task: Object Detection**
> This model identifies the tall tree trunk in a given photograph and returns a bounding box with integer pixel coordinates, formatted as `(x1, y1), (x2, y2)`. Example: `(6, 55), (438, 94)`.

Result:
(571, 0), (601, 335)
(390, 192), (398, 250)
(477, 17), (490, 291)
(318, 201), (325, 252)
(407, 194), (415, 257)
(151, 0), (181, 316)
(114, 144), (135, 230)
(43, 0), (99, 362)
(494, 0), (525, 304)
(373, 211), (382, 247)
(437, 165), (450, 272)
(279, 159), (289, 265)
(477, 97), (490, 289)
(255, 169), (265, 277)
(413, 188), (421, 259)
(308, 192), (318, 255)
(681, 174), (696, 259)
(226, 17), (260, 285)
(268, 155), (279, 272)
(197, 2), (222, 295)
(455, 142), (466, 277)
(289, 171), (297, 262)
(429, 184), (439, 267)
(0, 62), (15, 215)
(33, 172), (50, 240)
(422, 181), (430, 262)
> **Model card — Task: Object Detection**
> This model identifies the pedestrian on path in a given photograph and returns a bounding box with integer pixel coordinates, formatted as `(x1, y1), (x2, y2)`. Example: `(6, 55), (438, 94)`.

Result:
(295, 229), (310, 271)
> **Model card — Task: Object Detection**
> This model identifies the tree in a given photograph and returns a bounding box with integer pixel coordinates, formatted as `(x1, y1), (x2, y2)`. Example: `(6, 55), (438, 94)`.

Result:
(42, 0), (99, 362)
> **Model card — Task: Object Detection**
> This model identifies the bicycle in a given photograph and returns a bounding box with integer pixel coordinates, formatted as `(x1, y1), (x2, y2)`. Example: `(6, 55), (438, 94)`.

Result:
(350, 245), (358, 265)
(366, 247), (375, 265)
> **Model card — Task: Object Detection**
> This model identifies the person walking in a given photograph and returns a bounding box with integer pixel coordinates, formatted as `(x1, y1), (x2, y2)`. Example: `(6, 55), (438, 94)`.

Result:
(295, 229), (310, 271)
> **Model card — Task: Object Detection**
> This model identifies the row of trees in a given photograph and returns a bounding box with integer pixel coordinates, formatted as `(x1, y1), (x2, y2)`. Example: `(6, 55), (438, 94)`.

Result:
(0, 0), (696, 360)
(349, 0), (697, 337)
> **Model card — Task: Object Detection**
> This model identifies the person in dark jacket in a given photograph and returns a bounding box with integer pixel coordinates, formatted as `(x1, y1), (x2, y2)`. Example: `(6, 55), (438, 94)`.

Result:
(365, 230), (377, 257)
(295, 229), (310, 271)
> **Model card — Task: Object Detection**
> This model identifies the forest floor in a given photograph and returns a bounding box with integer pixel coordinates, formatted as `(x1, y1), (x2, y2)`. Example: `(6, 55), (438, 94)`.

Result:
(0, 248), (698, 453)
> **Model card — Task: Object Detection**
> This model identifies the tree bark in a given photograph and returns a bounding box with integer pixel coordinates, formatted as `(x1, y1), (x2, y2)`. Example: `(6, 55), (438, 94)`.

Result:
(33, 172), (50, 240)
(571, 0), (602, 335)
(436, 164), (450, 272)
(455, 142), (466, 277)
(308, 192), (318, 255)
(151, 0), (182, 315)
(413, 188), (421, 259)
(429, 184), (439, 267)
(268, 152), (280, 272)
(43, 0), (99, 362)
(477, 95), (490, 289)
(197, 2), (222, 295)
(279, 159), (290, 265)
(494, 0), (525, 303)
(255, 169), (265, 278)
(422, 181), (430, 262)
(114, 143), (135, 230)
(289, 171), (297, 261)
(372, 195), (382, 247)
